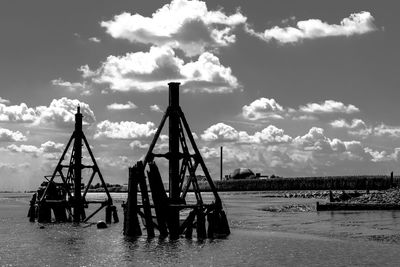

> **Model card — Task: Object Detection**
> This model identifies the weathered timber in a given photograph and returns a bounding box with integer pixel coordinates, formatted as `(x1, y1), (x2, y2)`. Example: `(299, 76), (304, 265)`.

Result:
(147, 162), (169, 237)
(123, 166), (142, 237)
(136, 161), (155, 238)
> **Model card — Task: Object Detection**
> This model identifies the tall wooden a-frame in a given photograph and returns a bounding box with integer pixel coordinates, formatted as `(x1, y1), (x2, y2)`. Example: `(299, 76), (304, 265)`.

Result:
(124, 83), (229, 239)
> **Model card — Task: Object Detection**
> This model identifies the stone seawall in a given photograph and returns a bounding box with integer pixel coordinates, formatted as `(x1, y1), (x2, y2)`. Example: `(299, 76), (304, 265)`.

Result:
(197, 176), (400, 191)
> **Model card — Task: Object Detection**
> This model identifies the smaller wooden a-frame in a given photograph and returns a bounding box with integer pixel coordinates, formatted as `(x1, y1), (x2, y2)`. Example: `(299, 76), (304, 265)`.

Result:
(28, 107), (117, 224)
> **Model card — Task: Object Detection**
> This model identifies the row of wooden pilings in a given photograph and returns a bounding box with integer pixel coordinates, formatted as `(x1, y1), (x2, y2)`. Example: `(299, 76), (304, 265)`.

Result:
(123, 161), (230, 239)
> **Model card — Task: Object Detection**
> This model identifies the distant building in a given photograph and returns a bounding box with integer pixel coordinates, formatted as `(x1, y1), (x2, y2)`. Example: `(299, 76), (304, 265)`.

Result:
(228, 168), (258, 180)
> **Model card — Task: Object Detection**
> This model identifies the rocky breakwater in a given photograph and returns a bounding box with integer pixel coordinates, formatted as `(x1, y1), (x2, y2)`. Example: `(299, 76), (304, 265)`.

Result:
(345, 187), (400, 204)
(317, 187), (400, 211)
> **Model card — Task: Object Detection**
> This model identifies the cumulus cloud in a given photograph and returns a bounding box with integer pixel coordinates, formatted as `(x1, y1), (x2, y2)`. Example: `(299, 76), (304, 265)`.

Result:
(94, 120), (157, 139)
(292, 127), (369, 161)
(242, 98), (285, 120)
(0, 128), (27, 142)
(88, 37), (101, 43)
(0, 98), (95, 128)
(246, 11), (376, 44)
(241, 98), (359, 122)
(299, 100), (359, 114)
(129, 140), (150, 150)
(81, 46), (239, 93)
(0, 102), (37, 122)
(51, 78), (91, 96)
(330, 118), (371, 136)
(373, 124), (400, 138)
(34, 98), (96, 127)
(7, 141), (64, 156)
(0, 97), (10, 104)
(201, 122), (292, 144)
(150, 104), (163, 113)
(107, 101), (137, 110)
(40, 141), (64, 153)
(101, 0), (246, 56)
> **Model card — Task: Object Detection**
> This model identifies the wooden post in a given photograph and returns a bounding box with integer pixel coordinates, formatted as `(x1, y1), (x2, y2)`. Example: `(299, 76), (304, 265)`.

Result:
(137, 161), (155, 238)
(147, 162), (169, 237)
(168, 82), (181, 239)
(73, 107), (83, 223)
(105, 206), (112, 224)
(123, 166), (142, 237)
(196, 208), (206, 239)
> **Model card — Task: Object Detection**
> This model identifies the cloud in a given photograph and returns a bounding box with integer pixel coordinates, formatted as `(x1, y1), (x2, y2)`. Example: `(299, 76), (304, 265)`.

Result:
(0, 128), (27, 142)
(330, 118), (371, 136)
(94, 120), (157, 139)
(0, 103), (37, 122)
(0, 98), (95, 128)
(241, 98), (359, 122)
(7, 144), (42, 156)
(150, 104), (163, 113)
(242, 98), (285, 120)
(34, 98), (96, 128)
(81, 46), (239, 93)
(6, 141), (64, 158)
(299, 100), (359, 114)
(40, 141), (64, 153)
(107, 101), (137, 110)
(88, 37), (101, 43)
(101, 0), (246, 56)
(51, 78), (91, 96)
(201, 122), (292, 144)
(373, 124), (400, 138)
(0, 97), (10, 104)
(129, 140), (150, 150)
(246, 11), (376, 44)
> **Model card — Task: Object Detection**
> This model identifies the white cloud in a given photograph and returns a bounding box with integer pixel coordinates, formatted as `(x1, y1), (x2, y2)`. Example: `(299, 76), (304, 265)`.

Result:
(150, 104), (163, 113)
(242, 98), (285, 120)
(40, 141), (64, 153)
(0, 98), (95, 128)
(0, 97), (10, 104)
(299, 100), (359, 114)
(6, 141), (64, 158)
(34, 98), (96, 128)
(7, 144), (41, 155)
(81, 46), (239, 93)
(129, 140), (150, 150)
(94, 120), (157, 139)
(101, 0), (246, 56)
(0, 128), (27, 142)
(107, 101), (137, 110)
(330, 118), (371, 136)
(373, 124), (400, 138)
(246, 11), (376, 44)
(52, 78), (91, 96)
(201, 123), (291, 144)
(88, 37), (101, 43)
(0, 102), (37, 122)
(201, 123), (242, 142)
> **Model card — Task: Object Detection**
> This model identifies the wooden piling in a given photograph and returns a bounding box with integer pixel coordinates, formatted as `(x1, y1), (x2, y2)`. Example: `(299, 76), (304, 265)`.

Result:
(105, 206), (112, 224)
(112, 206), (119, 223)
(196, 208), (207, 239)
(147, 162), (169, 237)
(136, 161), (155, 238)
(123, 166), (142, 237)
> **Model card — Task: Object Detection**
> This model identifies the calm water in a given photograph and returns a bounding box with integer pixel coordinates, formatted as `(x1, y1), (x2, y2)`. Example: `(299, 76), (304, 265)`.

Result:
(1, 191), (400, 266)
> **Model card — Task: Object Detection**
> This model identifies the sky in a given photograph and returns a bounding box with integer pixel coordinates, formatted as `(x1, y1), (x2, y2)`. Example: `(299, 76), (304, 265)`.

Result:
(1, 0), (400, 190)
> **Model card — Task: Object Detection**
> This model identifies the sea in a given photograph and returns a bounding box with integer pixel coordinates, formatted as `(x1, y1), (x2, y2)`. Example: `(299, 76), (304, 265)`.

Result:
(1, 191), (400, 266)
